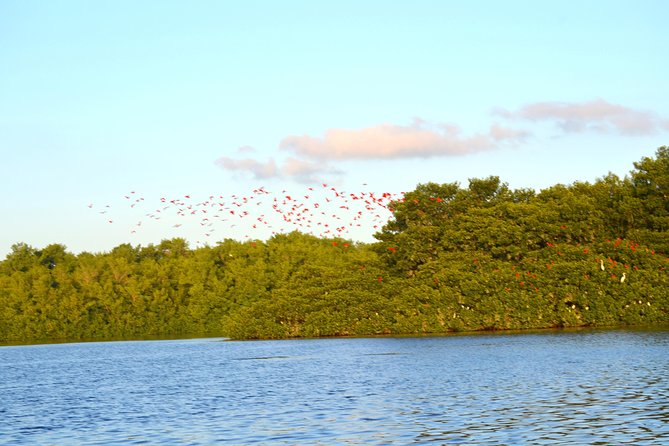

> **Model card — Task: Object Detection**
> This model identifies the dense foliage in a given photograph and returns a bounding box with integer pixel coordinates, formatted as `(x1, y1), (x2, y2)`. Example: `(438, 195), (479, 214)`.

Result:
(1, 148), (668, 342)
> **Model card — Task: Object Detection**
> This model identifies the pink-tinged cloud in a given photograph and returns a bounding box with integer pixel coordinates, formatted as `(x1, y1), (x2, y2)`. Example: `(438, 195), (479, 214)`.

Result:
(281, 157), (343, 183)
(236, 145), (256, 154)
(216, 156), (341, 183)
(279, 119), (528, 160)
(215, 157), (278, 180)
(488, 124), (530, 142)
(495, 99), (669, 136)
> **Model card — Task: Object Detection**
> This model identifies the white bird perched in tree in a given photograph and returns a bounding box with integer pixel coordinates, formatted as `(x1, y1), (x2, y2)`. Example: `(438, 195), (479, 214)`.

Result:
(600, 259), (605, 271)
(620, 272), (627, 283)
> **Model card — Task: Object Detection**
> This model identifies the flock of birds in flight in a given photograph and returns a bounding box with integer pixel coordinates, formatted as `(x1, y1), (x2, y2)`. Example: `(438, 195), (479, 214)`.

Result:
(89, 183), (405, 247)
(88, 183), (662, 287)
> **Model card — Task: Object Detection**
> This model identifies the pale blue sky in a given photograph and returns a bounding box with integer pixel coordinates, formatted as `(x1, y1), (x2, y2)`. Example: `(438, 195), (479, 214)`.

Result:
(1, 0), (667, 256)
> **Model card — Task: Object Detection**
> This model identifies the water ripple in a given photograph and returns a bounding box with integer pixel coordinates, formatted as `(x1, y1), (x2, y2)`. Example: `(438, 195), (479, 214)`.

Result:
(1, 330), (668, 444)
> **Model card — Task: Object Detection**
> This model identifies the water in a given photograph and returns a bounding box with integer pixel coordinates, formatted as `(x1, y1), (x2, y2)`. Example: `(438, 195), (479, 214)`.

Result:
(1, 329), (668, 445)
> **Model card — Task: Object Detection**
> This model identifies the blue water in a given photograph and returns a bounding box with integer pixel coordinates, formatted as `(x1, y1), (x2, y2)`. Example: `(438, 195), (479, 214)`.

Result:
(1, 329), (668, 445)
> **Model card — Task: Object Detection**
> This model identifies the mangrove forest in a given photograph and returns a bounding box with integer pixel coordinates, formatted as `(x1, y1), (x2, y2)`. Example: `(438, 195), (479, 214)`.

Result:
(1, 147), (667, 342)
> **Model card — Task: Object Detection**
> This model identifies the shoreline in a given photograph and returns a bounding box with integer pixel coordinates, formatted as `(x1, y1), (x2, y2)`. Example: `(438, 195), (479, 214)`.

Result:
(3, 323), (669, 347)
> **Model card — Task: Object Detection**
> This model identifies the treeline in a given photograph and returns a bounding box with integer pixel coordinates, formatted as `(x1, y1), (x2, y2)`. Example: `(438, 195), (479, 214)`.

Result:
(1, 148), (667, 342)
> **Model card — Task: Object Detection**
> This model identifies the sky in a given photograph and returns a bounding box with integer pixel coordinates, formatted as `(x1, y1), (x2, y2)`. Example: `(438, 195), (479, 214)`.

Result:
(1, 0), (668, 258)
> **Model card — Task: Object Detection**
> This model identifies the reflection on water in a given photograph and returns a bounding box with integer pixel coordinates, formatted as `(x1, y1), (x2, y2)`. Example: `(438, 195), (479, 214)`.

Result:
(1, 329), (668, 445)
